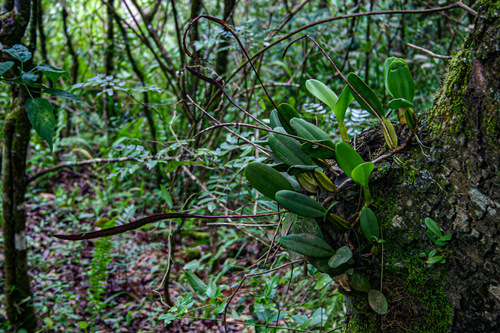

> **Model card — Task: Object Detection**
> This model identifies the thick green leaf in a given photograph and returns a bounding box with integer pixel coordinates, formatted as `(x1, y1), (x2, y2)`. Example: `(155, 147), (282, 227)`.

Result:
(426, 256), (445, 265)
(360, 208), (380, 245)
(269, 109), (283, 129)
(386, 58), (415, 102)
(290, 118), (330, 141)
(425, 217), (442, 237)
(368, 290), (388, 315)
(0, 61), (14, 76)
(312, 169), (336, 192)
(440, 234), (452, 242)
(296, 173), (317, 193)
(43, 88), (91, 107)
(350, 273), (372, 292)
(305, 79), (338, 110)
(351, 162), (375, 188)
(388, 98), (414, 109)
(333, 86), (354, 124)
(292, 214), (324, 238)
(268, 133), (312, 166)
(335, 142), (364, 178)
(328, 246), (353, 268)
(3, 44), (32, 62)
(245, 162), (295, 200)
(383, 57), (397, 91)
(277, 103), (300, 134)
(279, 233), (334, 258)
(306, 256), (345, 276)
(347, 72), (384, 118)
(404, 108), (418, 131)
(301, 140), (336, 159)
(275, 190), (326, 218)
(25, 98), (55, 153)
(382, 118), (398, 149)
(184, 271), (208, 296)
(37, 64), (70, 86)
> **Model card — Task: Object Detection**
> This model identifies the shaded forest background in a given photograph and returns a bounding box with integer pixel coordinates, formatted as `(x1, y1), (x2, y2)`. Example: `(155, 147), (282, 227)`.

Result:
(0, 0), (493, 332)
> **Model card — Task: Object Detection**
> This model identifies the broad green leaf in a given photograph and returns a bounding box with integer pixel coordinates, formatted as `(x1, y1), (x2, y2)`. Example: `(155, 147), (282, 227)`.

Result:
(37, 64), (70, 86)
(351, 162), (375, 188)
(25, 98), (55, 153)
(333, 86), (354, 124)
(268, 132), (313, 166)
(275, 190), (326, 218)
(360, 207), (380, 245)
(328, 246), (353, 268)
(368, 290), (388, 315)
(335, 142), (364, 178)
(279, 233), (334, 258)
(3, 44), (32, 62)
(388, 98), (414, 109)
(184, 271), (208, 296)
(245, 162), (295, 200)
(21, 71), (38, 86)
(0, 61), (14, 76)
(305, 79), (338, 110)
(350, 273), (372, 292)
(301, 139), (336, 159)
(425, 217), (442, 238)
(43, 88), (91, 107)
(290, 118), (330, 141)
(347, 72), (384, 118)
(277, 103), (300, 134)
(386, 58), (415, 102)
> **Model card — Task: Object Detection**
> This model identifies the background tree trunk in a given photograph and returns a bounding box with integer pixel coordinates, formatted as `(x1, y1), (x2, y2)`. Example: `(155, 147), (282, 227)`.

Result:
(1, 0), (38, 331)
(344, 1), (499, 331)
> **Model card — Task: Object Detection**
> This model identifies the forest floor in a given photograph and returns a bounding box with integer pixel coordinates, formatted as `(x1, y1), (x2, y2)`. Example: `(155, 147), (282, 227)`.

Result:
(1, 150), (344, 333)
(0, 168), (268, 332)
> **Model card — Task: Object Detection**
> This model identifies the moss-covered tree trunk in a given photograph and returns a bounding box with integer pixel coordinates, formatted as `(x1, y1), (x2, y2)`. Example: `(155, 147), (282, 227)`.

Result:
(0, 0), (37, 331)
(344, 1), (499, 331)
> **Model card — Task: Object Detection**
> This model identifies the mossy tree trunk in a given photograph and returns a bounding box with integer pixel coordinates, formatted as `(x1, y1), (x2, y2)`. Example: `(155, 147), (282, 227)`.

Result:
(1, 0), (38, 331)
(343, 1), (499, 332)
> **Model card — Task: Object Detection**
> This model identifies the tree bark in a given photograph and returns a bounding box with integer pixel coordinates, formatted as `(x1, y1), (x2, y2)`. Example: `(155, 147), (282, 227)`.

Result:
(340, 1), (499, 331)
(1, 0), (37, 331)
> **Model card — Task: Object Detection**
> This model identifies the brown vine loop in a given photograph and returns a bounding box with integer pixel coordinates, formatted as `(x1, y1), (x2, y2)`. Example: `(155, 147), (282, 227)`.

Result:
(183, 15), (289, 124)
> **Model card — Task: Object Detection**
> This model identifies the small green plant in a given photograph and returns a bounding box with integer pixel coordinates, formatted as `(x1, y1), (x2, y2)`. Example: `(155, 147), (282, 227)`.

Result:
(0, 44), (89, 152)
(419, 217), (452, 266)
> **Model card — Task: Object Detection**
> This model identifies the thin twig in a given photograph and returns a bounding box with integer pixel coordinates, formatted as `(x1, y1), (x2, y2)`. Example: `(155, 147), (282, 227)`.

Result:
(206, 222), (279, 227)
(194, 122), (337, 154)
(185, 94), (270, 156)
(223, 260), (304, 333)
(407, 43), (453, 60)
(27, 155), (169, 184)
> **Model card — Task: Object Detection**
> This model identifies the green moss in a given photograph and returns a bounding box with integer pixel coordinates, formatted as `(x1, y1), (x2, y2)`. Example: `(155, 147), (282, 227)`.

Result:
(385, 243), (453, 332)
